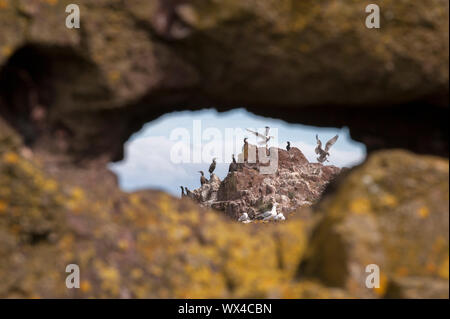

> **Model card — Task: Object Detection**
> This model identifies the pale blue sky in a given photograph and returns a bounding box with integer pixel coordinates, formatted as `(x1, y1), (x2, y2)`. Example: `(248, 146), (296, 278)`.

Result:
(109, 108), (366, 196)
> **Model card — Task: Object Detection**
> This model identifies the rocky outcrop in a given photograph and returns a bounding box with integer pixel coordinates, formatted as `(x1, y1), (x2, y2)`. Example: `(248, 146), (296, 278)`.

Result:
(0, 0), (448, 299)
(0, 120), (448, 298)
(298, 150), (449, 298)
(192, 146), (340, 220)
(0, 0), (448, 161)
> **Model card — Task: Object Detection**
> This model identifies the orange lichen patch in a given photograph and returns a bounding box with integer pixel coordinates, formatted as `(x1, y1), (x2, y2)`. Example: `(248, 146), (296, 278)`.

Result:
(373, 273), (388, 297)
(2, 151), (19, 164)
(417, 206), (430, 219)
(71, 187), (85, 201)
(131, 268), (143, 280)
(43, 179), (58, 192)
(45, 0), (58, 5)
(80, 280), (92, 293)
(96, 262), (121, 295)
(0, 199), (7, 213)
(381, 194), (398, 208)
(438, 256), (449, 279)
(117, 239), (129, 251)
(395, 266), (409, 277)
(350, 198), (371, 215)
(1, 46), (12, 57)
(425, 262), (437, 274)
(0, 0), (8, 9)
(108, 70), (121, 83)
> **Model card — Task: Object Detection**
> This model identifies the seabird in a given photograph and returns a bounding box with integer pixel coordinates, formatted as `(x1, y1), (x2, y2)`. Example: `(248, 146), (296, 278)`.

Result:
(209, 157), (217, 175)
(185, 187), (193, 198)
(238, 212), (251, 223)
(243, 138), (249, 163)
(275, 213), (286, 221)
(286, 141), (291, 152)
(180, 186), (185, 197)
(315, 134), (339, 163)
(228, 154), (237, 173)
(246, 127), (274, 146)
(260, 203), (278, 220)
(198, 171), (208, 186)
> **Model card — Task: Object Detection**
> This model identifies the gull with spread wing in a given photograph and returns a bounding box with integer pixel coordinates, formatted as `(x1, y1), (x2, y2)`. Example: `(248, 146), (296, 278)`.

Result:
(315, 134), (339, 163)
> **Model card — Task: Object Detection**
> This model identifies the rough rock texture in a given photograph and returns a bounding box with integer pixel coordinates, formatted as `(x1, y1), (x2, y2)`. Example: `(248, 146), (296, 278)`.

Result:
(1, 120), (448, 298)
(0, 0), (448, 161)
(1, 119), (449, 298)
(0, 0), (448, 299)
(298, 150), (449, 298)
(192, 146), (341, 220)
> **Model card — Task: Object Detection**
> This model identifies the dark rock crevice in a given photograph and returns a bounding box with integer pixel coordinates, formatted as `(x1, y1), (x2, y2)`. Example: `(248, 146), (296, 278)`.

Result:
(0, 44), (447, 163)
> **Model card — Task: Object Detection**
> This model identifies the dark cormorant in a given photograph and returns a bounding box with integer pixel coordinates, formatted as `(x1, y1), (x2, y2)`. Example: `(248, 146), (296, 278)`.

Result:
(228, 154), (237, 173)
(243, 138), (249, 163)
(208, 158), (217, 175)
(199, 171), (208, 186)
(180, 186), (186, 197)
(286, 141), (291, 151)
(185, 187), (193, 198)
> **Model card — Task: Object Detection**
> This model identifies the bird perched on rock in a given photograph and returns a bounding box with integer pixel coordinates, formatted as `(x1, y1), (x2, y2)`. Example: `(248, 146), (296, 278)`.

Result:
(259, 202), (278, 220)
(243, 138), (249, 163)
(209, 157), (217, 175)
(238, 212), (251, 223)
(185, 187), (193, 198)
(198, 171), (208, 186)
(274, 213), (286, 221)
(228, 154), (237, 173)
(286, 141), (291, 152)
(315, 134), (338, 163)
(180, 186), (186, 197)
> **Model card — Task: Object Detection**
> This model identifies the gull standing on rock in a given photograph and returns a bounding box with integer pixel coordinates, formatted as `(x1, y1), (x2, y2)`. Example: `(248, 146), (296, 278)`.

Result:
(260, 202), (278, 220)
(238, 212), (251, 223)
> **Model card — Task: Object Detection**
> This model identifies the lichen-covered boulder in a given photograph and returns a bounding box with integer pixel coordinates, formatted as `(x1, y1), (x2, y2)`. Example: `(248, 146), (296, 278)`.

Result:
(1, 0), (448, 160)
(298, 150), (449, 298)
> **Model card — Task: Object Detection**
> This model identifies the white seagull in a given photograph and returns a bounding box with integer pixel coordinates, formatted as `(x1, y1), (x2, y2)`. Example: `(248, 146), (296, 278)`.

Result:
(261, 203), (278, 220)
(238, 212), (251, 223)
(246, 126), (274, 145)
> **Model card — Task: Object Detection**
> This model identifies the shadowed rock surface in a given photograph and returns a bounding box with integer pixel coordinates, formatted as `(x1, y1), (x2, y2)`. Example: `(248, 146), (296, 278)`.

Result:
(192, 146), (341, 220)
(0, 0), (448, 161)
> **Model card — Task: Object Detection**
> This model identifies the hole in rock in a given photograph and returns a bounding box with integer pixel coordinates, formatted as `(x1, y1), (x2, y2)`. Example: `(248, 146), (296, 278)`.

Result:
(0, 44), (105, 149)
(109, 108), (366, 198)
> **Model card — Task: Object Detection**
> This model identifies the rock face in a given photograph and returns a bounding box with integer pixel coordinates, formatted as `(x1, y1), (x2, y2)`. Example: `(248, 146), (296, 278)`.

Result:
(0, 0), (448, 160)
(298, 150), (449, 298)
(0, 0), (448, 299)
(0, 120), (448, 298)
(192, 146), (341, 220)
